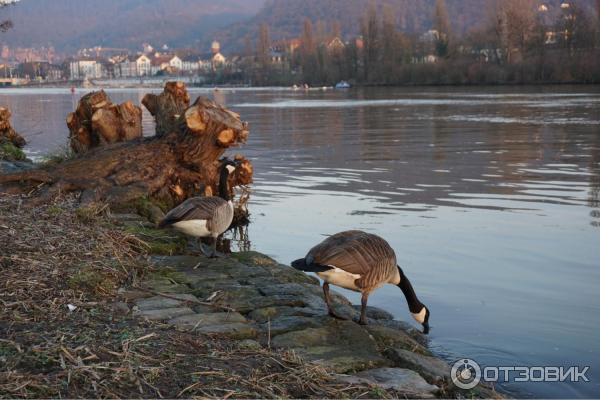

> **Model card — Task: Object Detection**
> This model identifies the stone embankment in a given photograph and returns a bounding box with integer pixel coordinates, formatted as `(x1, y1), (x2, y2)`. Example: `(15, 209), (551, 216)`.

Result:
(114, 212), (498, 398)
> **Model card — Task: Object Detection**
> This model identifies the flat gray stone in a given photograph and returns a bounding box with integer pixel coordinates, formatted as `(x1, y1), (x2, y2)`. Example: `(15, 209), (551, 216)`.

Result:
(168, 312), (256, 339)
(135, 294), (199, 310)
(374, 319), (428, 346)
(366, 325), (431, 356)
(134, 307), (195, 321)
(264, 315), (327, 336)
(352, 305), (394, 320)
(0, 160), (34, 173)
(195, 323), (257, 339)
(271, 320), (389, 373)
(258, 283), (350, 305)
(143, 278), (194, 294)
(384, 348), (450, 384)
(168, 312), (247, 328)
(248, 306), (324, 323)
(337, 368), (438, 397)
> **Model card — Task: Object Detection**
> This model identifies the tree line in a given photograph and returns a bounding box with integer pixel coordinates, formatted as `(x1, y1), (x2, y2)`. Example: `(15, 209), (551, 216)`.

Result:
(243, 0), (600, 86)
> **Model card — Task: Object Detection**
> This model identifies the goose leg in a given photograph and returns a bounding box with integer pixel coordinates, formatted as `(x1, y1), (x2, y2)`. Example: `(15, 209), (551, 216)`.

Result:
(323, 282), (346, 320)
(359, 292), (369, 325)
(199, 241), (216, 258)
(205, 237), (225, 258)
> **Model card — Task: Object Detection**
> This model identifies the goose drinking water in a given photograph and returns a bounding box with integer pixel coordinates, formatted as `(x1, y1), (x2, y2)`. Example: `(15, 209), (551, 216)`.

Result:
(159, 158), (241, 258)
(292, 230), (430, 333)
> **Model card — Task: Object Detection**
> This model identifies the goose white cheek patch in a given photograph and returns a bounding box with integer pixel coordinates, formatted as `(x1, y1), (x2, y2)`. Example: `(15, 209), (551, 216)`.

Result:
(412, 307), (427, 324)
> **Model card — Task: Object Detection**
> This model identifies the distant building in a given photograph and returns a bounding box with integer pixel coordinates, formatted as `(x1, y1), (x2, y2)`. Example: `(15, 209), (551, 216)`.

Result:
(200, 50), (226, 72)
(111, 55), (138, 78)
(136, 54), (151, 76)
(269, 50), (284, 64)
(326, 37), (346, 53)
(169, 55), (183, 70)
(19, 61), (63, 80)
(177, 52), (201, 73)
(212, 41), (221, 55)
(69, 59), (104, 80)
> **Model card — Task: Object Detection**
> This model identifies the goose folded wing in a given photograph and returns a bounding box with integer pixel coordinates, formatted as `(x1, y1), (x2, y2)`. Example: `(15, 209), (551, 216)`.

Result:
(160, 197), (225, 226)
(308, 230), (396, 276)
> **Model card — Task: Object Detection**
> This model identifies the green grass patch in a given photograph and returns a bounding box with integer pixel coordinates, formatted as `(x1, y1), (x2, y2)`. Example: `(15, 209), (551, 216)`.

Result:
(148, 268), (191, 285)
(125, 225), (187, 255)
(68, 265), (117, 295)
(40, 145), (75, 166)
(0, 141), (26, 161)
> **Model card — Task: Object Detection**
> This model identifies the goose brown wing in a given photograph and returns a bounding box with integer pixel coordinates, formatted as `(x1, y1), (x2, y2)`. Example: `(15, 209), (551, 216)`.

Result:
(160, 197), (226, 226)
(306, 230), (396, 275)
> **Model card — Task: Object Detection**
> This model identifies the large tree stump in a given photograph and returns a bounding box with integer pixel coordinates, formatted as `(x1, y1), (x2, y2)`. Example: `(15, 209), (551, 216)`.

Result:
(1, 83), (253, 212)
(67, 91), (142, 153)
(142, 81), (190, 137)
(0, 107), (26, 147)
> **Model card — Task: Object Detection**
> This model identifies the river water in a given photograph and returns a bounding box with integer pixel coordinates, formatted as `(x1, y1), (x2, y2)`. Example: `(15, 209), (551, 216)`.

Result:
(2, 86), (599, 398)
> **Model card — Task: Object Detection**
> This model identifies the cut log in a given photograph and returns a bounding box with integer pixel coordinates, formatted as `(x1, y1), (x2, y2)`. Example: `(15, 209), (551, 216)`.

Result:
(0, 107), (26, 147)
(1, 83), (253, 215)
(67, 91), (142, 153)
(142, 81), (190, 137)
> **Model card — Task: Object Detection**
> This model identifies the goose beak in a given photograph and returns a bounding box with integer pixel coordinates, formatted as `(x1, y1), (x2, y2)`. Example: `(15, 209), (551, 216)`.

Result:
(422, 321), (430, 335)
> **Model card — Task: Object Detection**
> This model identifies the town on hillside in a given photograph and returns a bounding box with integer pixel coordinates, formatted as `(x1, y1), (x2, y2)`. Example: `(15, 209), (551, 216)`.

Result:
(0, 1), (598, 87)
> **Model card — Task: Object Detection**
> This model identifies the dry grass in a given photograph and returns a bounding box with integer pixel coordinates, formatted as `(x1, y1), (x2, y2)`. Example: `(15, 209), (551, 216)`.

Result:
(0, 193), (403, 399)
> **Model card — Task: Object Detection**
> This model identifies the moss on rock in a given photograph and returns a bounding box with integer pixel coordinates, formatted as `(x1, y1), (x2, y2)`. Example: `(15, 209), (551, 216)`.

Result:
(0, 141), (27, 161)
(125, 225), (187, 255)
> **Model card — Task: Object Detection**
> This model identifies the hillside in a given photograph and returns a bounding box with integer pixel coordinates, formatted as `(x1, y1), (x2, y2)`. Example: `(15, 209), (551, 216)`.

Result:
(1, 0), (596, 54)
(215, 0), (496, 49)
(0, 0), (265, 52)
(215, 0), (597, 50)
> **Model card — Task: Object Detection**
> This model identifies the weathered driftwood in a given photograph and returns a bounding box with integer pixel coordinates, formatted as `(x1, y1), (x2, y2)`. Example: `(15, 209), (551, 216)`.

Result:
(67, 90), (142, 153)
(142, 81), (190, 137)
(0, 83), (253, 211)
(0, 107), (26, 147)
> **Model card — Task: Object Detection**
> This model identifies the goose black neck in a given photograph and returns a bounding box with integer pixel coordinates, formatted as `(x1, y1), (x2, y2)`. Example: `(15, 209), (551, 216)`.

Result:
(397, 266), (424, 314)
(218, 167), (231, 201)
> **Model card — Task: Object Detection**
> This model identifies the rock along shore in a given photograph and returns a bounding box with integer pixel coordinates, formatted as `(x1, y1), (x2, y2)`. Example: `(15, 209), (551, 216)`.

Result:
(114, 212), (498, 399)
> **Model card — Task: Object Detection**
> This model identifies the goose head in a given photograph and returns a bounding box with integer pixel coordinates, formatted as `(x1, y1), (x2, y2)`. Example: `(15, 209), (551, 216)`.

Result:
(220, 157), (241, 174)
(412, 306), (430, 334)
(218, 157), (242, 201)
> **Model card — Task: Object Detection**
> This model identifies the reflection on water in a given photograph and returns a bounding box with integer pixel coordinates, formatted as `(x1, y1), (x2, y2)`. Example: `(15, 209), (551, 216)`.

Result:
(2, 86), (600, 398)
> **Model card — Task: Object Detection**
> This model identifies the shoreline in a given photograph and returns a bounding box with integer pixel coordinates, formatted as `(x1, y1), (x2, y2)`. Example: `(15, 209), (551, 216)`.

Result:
(0, 192), (499, 398)
(2, 81), (599, 91)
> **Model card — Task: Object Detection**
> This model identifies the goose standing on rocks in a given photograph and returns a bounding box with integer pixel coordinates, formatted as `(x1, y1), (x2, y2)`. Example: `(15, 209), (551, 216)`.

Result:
(292, 230), (430, 333)
(159, 158), (241, 258)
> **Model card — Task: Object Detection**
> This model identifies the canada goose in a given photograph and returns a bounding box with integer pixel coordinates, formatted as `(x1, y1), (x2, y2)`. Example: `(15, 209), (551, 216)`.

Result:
(159, 158), (240, 258)
(292, 230), (430, 333)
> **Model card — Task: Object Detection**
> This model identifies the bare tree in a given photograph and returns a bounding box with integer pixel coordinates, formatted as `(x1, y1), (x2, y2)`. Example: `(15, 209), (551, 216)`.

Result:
(498, 0), (536, 63)
(257, 23), (271, 70)
(0, 0), (19, 32)
(381, 4), (398, 82)
(434, 0), (451, 57)
(361, 1), (379, 82)
(300, 18), (317, 82)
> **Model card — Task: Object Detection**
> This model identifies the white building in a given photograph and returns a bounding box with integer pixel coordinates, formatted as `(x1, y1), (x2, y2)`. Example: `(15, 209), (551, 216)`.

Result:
(136, 54), (151, 76)
(169, 55), (183, 70)
(69, 60), (104, 80)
